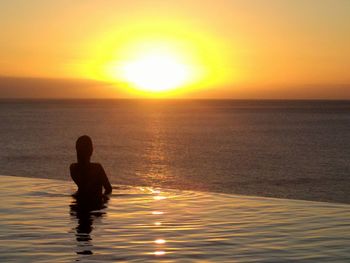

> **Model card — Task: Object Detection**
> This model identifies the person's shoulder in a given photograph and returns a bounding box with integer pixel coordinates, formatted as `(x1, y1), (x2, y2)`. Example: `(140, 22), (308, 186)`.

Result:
(91, 163), (106, 175)
(69, 163), (78, 177)
(90, 162), (103, 169)
(70, 163), (78, 170)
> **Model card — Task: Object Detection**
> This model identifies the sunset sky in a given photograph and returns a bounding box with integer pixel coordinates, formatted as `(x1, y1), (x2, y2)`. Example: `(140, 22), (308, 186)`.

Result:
(0, 0), (349, 98)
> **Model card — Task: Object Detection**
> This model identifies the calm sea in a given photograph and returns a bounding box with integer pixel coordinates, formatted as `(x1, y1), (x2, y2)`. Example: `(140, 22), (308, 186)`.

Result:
(0, 99), (349, 203)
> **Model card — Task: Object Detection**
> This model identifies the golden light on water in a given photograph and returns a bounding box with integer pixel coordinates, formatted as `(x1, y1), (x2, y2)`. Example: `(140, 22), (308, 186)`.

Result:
(152, 211), (164, 215)
(150, 189), (161, 194)
(153, 195), (166, 200)
(154, 239), (166, 244)
(153, 251), (166, 256)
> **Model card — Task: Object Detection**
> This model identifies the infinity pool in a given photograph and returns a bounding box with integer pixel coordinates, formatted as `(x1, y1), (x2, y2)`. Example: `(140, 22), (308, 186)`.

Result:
(0, 175), (349, 262)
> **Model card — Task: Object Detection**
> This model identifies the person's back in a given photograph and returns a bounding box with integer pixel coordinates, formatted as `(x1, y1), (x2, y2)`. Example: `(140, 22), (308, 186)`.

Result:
(70, 135), (112, 205)
(70, 162), (111, 200)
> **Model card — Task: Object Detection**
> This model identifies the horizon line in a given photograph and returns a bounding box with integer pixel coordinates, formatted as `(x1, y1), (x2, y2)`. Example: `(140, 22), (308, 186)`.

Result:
(0, 97), (349, 101)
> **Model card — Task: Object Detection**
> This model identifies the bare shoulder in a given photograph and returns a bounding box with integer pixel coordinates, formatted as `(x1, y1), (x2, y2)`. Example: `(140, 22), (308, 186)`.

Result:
(91, 162), (104, 170)
(70, 163), (78, 170)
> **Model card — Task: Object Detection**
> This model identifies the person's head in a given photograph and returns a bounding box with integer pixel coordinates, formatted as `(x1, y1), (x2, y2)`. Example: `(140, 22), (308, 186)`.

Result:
(76, 135), (93, 163)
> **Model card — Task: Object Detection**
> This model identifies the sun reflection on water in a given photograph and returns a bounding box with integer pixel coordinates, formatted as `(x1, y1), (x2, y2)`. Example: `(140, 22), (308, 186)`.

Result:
(150, 189), (161, 194)
(154, 239), (166, 244)
(152, 211), (164, 215)
(135, 110), (174, 187)
(153, 195), (166, 200)
(153, 251), (166, 256)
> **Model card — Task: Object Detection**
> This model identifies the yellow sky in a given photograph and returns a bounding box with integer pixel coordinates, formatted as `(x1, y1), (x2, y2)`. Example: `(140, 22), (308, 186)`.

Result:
(0, 0), (349, 98)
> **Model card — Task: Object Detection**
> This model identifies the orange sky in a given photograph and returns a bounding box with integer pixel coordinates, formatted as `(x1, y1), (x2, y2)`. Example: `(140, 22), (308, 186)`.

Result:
(0, 0), (349, 98)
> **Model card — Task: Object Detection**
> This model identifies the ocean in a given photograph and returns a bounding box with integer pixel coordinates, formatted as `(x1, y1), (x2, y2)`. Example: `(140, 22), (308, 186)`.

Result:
(0, 99), (349, 203)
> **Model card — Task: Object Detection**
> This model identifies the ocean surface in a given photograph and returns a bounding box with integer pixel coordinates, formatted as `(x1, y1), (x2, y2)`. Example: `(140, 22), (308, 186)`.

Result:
(0, 99), (349, 203)
(1, 175), (350, 262)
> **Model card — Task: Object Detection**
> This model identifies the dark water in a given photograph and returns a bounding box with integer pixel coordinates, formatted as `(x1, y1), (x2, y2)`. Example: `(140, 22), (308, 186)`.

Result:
(0, 99), (349, 203)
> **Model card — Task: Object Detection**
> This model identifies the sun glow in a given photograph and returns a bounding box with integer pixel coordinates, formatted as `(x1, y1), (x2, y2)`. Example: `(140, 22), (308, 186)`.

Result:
(78, 19), (231, 97)
(103, 41), (206, 95)
(119, 50), (193, 92)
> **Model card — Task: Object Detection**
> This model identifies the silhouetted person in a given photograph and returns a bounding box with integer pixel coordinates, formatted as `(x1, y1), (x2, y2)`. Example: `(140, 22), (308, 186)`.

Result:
(70, 135), (112, 208)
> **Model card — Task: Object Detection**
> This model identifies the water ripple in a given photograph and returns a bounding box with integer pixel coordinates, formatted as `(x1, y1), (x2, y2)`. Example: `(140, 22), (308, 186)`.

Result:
(0, 175), (350, 262)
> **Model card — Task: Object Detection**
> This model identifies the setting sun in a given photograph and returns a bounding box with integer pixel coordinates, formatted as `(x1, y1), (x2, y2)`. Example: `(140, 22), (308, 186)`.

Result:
(118, 50), (192, 92)
(66, 16), (234, 97)
(100, 36), (213, 96)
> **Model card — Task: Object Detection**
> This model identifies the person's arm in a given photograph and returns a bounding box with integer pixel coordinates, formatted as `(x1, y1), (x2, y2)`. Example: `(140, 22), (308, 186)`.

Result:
(99, 164), (112, 195)
(70, 163), (80, 186)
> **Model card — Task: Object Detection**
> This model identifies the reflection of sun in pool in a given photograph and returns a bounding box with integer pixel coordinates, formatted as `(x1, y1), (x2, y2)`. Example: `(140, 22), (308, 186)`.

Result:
(119, 51), (193, 92)
(154, 239), (166, 244)
(152, 211), (164, 215)
(153, 195), (166, 200)
(153, 251), (165, 256)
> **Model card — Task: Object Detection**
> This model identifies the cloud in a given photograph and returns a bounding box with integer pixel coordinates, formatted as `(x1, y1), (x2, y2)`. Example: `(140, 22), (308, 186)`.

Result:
(0, 76), (125, 98)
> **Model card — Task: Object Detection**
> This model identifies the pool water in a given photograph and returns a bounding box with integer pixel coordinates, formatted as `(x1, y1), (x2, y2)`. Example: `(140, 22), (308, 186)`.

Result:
(0, 175), (349, 262)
